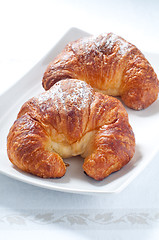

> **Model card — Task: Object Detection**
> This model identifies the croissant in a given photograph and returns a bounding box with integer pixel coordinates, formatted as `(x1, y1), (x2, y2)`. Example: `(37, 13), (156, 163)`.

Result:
(7, 79), (135, 180)
(42, 33), (159, 110)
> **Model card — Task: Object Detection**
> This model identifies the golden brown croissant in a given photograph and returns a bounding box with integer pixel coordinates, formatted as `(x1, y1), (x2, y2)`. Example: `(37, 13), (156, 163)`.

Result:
(42, 33), (159, 110)
(7, 79), (135, 180)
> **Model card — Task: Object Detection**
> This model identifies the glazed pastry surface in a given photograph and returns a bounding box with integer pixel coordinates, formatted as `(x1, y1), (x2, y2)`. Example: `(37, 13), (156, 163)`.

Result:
(42, 33), (159, 110)
(7, 79), (135, 180)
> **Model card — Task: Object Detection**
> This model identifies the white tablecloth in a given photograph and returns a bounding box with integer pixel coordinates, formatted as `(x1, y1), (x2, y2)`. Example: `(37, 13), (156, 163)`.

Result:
(1, 153), (159, 239)
(1, 1), (159, 239)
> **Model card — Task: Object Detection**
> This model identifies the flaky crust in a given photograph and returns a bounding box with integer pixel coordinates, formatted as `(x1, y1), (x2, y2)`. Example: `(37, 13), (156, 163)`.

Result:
(42, 33), (159, 110)
(7, 79), (135, 180)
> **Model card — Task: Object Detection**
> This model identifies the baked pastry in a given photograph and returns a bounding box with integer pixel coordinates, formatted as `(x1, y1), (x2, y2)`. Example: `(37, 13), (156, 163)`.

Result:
(42, 33), (159, 110)
(7, 79), (135, 180)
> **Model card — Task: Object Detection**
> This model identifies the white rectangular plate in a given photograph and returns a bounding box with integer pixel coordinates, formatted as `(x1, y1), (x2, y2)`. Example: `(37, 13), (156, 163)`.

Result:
(0, 27), (159, 195)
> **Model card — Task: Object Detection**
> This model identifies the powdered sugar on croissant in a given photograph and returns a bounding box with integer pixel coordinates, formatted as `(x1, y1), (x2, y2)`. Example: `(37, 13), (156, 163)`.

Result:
(42, 33), (159, 110)
(7, 79), (135, 180)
